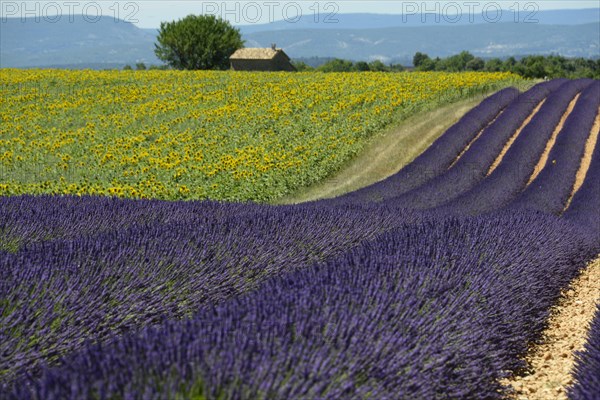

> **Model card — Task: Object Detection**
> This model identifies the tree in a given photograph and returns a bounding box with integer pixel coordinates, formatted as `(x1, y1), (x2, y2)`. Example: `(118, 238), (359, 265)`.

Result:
(466, 57), (485, 71)
(413, 52), (430, 68)
(442, 51), (474, 71)
(317, 59), (354, 72)
(136, 62), (147, 70)
(368, 60), (389, 72)
(457, 51), (475, 67)
(389, 63), (405, 72)
(503, 57), (517, 71)
(154, 14), (244, 70)
(354, 61), (371, 71)
(292, 61), (314, 71)
(484, 58), (503, 72)
(417, 58), (436, 71)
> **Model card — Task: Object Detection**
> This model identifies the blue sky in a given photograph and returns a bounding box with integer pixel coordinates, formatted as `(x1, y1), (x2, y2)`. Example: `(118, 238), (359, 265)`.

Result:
(3, 1), (598, 28)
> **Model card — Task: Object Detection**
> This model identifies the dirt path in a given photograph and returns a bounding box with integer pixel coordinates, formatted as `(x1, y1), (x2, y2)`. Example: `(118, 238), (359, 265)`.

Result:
(504, 257), (600, 400)
(487, 98), (546, 176)
(563, 106), (600, 211)
(277, 95), (498, 204)
(527, 94), (581, 185)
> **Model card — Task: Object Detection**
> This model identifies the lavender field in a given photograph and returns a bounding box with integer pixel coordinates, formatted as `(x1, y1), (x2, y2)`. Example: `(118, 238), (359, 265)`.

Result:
(1, 79), (599, 399)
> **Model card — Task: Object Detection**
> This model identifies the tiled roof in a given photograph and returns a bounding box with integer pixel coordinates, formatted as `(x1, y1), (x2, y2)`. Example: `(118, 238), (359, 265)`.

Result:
(230, 48), (281, 60)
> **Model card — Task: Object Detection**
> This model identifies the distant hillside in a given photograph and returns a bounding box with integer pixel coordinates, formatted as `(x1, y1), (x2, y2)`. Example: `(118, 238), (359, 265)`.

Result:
(244, 23), (600, 65)
(238, 9), (600, 33)
(1, 11), (598, 68)
(0, 16), (161, 68)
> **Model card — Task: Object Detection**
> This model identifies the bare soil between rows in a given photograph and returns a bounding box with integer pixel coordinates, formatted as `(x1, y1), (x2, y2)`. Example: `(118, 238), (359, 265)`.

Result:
(527, 94), (581, 185)
(488, 98), (546, 176)
(504, 258), (600, 400)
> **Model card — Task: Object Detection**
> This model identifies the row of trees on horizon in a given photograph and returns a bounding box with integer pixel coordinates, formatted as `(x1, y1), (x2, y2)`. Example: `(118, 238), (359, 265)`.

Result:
(290, 52), (600, 79)
(128, 52), (600, 80)
(137, 14), (599, 79)
(411, 51), (600, 79)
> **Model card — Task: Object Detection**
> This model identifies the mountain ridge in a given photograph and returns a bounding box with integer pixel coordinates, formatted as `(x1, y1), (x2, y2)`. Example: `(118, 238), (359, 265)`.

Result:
(1, 11), (598, 68)
(237, 9), (600, 33)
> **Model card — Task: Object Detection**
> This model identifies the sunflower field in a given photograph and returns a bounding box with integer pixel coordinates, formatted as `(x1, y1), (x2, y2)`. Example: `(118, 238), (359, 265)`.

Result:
(0, 69), (520, 201)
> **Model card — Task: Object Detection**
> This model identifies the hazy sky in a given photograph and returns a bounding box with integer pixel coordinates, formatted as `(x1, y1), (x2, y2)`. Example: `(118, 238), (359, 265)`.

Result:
(3, 1), (598, 28)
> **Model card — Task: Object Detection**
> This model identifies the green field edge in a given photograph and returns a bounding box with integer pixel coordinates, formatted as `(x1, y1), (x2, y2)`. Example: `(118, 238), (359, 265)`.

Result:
(275, 79), (537, 205)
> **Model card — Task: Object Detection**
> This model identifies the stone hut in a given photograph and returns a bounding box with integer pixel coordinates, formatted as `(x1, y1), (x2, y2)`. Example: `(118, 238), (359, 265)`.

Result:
(230, 44), (296, 71)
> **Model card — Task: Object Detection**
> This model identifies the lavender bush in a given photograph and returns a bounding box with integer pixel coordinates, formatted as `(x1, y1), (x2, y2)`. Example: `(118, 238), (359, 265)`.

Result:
(562, 112), (600, 240)
(569, 305), (600, 400)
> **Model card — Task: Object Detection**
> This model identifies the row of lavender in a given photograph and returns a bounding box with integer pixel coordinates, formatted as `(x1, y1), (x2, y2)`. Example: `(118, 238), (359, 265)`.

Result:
(561, 96), (600, 238)
(7, 211), (597, 399)
(0, 199), (418, 383)
(567, 113), (600, 400)
(2, 78), (599, 398)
